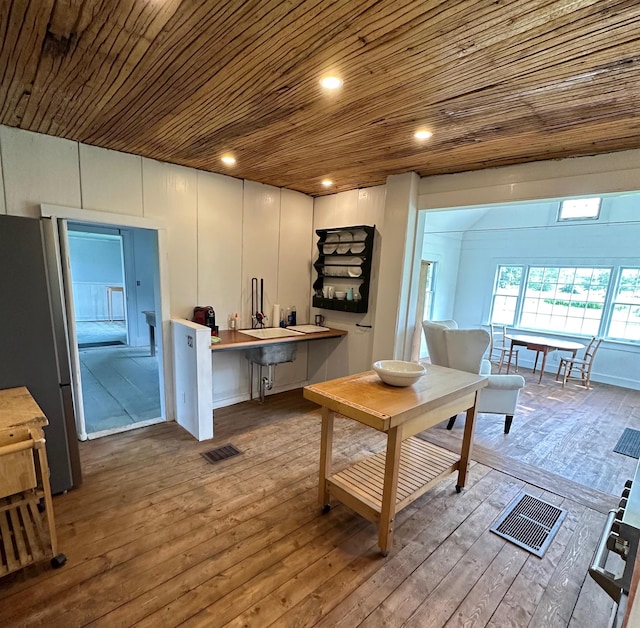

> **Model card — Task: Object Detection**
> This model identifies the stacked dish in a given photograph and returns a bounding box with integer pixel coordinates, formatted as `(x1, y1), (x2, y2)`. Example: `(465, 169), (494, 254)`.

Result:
(323, 233), (339, 254)
(337, 231), (353, 254)
(351, 229), (367, 254)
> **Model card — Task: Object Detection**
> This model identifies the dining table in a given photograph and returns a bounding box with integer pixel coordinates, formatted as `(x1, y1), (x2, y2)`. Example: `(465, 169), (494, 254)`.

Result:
(505, 333), (585, 383)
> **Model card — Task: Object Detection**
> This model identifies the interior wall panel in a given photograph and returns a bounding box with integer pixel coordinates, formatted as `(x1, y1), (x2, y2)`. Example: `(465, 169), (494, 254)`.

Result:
(197, 171), (247, 406)
(142, 158), (198, 319)
(274, 188), (314, 385)
(242, 181), (281, 331)
(0, 126), (80, 218)
(80, 145), (143, 216)
(197, 171), (244, 325)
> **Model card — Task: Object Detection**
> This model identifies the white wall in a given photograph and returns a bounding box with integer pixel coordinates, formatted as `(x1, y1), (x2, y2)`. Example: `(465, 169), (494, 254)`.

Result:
(0, 125), (315, 411)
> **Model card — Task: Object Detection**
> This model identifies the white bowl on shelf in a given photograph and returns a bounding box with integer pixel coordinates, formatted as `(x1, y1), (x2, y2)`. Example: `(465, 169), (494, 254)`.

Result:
(334, 291), (347, 300)
(373, 360), (426, 387)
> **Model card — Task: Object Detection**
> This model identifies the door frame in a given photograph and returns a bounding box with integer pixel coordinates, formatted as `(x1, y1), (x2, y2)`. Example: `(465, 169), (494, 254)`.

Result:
(40, 204), (173, 426)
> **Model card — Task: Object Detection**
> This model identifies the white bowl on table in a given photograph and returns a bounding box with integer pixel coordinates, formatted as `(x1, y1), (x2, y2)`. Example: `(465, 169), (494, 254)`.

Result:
(373, 360), (426, 387)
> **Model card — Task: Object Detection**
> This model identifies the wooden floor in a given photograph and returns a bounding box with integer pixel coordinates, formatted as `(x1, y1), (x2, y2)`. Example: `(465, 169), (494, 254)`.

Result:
(0, 372), (637, 626)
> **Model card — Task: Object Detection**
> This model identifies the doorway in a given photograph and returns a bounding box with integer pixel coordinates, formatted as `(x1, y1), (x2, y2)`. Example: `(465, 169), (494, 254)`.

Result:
(65, 221), (164, 439)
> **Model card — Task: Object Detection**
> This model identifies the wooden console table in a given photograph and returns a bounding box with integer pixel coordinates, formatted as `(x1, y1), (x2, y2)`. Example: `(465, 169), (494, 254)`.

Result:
(304, 365), (487, 555)
(0, 387), (66, 577)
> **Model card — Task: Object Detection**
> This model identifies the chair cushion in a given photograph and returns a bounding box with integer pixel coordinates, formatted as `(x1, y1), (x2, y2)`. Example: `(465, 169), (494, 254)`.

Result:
(486, 374), (525, 390)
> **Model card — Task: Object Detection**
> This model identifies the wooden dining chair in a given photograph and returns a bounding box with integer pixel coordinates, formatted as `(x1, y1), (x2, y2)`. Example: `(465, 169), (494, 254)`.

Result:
(489, 324), (518, 373)
(555, 336), (602, 388)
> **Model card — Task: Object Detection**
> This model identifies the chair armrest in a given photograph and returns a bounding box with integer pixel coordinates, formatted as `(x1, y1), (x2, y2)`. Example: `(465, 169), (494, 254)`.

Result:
(485, 374), (525, 390)
(480, 359), (492, 375)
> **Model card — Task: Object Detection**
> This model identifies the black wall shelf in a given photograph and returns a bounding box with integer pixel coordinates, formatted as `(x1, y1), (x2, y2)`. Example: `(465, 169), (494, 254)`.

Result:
(312, 224), (375, 314)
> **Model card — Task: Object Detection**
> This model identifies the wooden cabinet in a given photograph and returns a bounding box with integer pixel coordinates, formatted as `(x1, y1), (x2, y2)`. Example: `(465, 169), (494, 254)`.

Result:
(312, 225), (375, 314)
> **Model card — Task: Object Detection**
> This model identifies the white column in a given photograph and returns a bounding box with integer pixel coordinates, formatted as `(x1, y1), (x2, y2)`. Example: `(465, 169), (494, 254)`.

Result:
(372, 172), (420, 362)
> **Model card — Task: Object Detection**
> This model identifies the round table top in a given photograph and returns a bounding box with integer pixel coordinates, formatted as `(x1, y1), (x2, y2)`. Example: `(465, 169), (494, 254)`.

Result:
(506, 333), (585, 351)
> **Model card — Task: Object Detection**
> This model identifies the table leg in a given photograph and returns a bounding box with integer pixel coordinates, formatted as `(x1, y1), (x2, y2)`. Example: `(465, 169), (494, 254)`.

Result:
(532, 350), (540, 374)
(457, 396), (479, 491)
(506, 343), (515, 374)
(379, 425), (403, 556)
(538, 348), (550, 384)
(318, 407), (334, 509)
(149, 324), (156, 357)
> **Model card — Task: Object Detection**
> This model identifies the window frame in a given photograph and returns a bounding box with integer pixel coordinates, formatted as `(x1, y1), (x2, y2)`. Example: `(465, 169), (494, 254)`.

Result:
(489, 263), (640, 344)
(606, 266), (640, 342)
(490, 264), (525, 326)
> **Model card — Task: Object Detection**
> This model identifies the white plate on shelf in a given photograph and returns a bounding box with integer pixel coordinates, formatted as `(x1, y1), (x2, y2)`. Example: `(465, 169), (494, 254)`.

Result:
(351, 229), (367, 253)
(348, 267), (362, 277)
(337, 231), (353, 254)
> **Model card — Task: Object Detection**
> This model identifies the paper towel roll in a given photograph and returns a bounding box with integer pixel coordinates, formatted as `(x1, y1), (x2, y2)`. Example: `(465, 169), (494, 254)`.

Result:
(272, 304), (280, 328)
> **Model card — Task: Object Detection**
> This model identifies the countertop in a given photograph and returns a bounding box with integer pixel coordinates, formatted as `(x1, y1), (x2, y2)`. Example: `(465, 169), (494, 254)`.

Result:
(209, 327), (347, 351)
(0, 386), (48, 431)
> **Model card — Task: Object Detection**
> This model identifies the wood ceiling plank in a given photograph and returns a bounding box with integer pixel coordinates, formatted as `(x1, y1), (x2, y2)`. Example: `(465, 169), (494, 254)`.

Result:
(0, 0), (55, 125)
(1, 0), (639, 195)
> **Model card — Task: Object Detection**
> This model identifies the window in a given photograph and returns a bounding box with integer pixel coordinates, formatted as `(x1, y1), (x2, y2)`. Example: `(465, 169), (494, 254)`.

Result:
(490, 265), (623, 337)
(557, 197), (601, 221)
(491, 265), (523, 325)
(520, 266), (610, 335)
(609, 268), (640, 341)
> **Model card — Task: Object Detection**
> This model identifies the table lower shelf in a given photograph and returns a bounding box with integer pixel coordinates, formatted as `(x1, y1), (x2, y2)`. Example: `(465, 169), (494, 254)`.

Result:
(0, 491), (51, 577)
(327, 436), (460, 522)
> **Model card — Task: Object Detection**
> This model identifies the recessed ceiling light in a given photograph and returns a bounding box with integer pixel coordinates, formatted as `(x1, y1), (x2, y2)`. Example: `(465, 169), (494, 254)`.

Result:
(414, 129), (433, 140)
(320, 76), (343, 90)
(221, 155), (236, 166)
(322, 180), (333, 187)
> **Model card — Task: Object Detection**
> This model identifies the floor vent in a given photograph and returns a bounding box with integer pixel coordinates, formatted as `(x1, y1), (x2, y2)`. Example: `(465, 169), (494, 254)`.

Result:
(490, 493), (566, 557)
(201, 444), (242, 464)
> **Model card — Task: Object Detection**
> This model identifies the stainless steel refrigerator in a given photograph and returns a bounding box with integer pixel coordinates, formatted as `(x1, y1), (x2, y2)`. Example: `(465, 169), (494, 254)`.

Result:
(0, 214), (82, 493)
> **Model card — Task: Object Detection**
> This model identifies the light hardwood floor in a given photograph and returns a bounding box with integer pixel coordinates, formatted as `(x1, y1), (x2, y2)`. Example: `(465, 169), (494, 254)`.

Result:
(1, 371), (637, 626)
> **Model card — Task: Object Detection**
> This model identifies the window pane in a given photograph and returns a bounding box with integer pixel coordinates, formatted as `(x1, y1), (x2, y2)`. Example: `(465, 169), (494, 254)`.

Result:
(607, 268), (640, 341)
(492, 295), (517, 325)
(491, 266), (522, 325)
(495, 266), (522, 294)
(521, 266), (610, 334)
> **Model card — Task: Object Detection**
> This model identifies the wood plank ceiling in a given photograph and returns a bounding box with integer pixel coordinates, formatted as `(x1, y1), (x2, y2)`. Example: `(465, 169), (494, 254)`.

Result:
(1, 0), (640, 196)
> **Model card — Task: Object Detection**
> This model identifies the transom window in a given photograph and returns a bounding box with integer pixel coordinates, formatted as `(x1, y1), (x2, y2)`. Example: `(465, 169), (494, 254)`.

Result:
(490, 265), (640, 342)
(557, 197), (601, 221)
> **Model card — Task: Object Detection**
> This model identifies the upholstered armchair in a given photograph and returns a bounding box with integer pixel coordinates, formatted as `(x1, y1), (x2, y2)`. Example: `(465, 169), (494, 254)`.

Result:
(422, 320), (526, 434)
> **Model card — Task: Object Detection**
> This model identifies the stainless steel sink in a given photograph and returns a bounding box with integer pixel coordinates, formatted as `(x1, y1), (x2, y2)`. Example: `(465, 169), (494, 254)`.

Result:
(244, 343), (298, 366)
